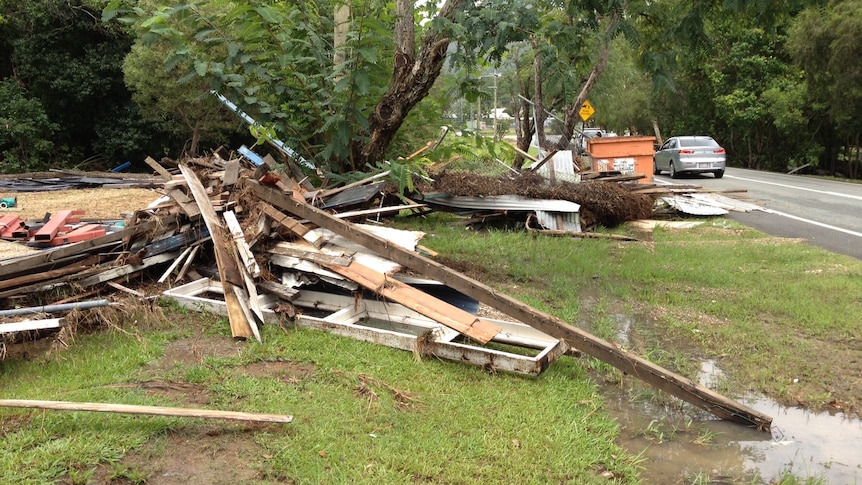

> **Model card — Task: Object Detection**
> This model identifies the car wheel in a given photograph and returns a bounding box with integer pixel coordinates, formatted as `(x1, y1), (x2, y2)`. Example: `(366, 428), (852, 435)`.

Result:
(714, 170), (725, 179)
(669, 162), (679, 179)
(653, 159), (661, 175)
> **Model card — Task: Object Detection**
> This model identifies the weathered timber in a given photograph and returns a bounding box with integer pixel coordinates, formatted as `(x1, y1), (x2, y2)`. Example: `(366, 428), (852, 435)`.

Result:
(322, 259), (500, 343)
(260, 203), (323, 247)
(145, 156), (174, 181)
(268, 242), (353, 267)
(78, 251), (180, 288)
(0, 255), (100, 291)
(249, 179), (772, 429)
(0, 399), (293, 423)
(180, 164), (255, 340)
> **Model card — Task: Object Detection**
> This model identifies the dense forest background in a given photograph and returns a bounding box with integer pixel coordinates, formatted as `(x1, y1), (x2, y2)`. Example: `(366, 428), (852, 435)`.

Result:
(0, 0), (859, 178)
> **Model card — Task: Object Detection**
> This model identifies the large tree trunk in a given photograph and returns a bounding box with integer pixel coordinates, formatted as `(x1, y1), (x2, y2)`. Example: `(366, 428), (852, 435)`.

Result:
(352, 0), (466, 171)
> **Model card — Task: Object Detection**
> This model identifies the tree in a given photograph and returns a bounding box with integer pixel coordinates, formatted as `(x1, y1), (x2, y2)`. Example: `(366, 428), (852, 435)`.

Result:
(0, 0), (172, 170)
(123, 41), (240, 157)
(787, 0), (862, 176)
(0, 79), (57, 172)
(105, 0), (472, 175)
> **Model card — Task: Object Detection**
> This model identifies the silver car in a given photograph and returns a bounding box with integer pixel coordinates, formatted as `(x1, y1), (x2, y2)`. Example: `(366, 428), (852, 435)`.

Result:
(653, 136), (726, 179)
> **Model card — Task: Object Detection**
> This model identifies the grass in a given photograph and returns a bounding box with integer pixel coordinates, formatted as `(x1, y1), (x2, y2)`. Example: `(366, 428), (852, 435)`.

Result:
(2, 201), (861, 483)
(0, 304), (641, 484)
(394, 213), (862, 415)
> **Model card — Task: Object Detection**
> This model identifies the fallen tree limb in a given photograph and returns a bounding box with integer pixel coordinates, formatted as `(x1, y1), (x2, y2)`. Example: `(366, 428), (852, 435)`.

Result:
(0, 399), (293, 423)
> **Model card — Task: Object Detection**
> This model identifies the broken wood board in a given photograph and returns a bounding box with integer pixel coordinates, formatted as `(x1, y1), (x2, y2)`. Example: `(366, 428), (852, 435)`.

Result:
(163, 278), (565, 376)
(321, 260), (500, 344)
(179, 164), (257, 341)
(249, 180), (772, 429)
(0, 399), (292, 423)
(0, 318), (63, 335)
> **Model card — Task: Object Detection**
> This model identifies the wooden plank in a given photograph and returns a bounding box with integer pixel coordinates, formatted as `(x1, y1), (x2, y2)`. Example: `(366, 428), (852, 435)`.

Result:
(106, 281), (145, 298)
(268, 242), (352, 267)
(145, 156), (174, 180)
(315, 170), (390, 200)
(222, 159), (241, 187)
(0, 318), (63, 334)
(166, 187), (201, 218)
(0, 399), (292, 423)
(179, 164), (254, 340)
(0, 255), (100, 291)
(223, 211), (260, 277)
(157, 246), (194, 283)
(322, 260), (500, 344)
(175, 245), (200, 282)
(260, 203), (323, 247)
(332, 203), (427, 220)
(248, 180), (772, 429)
(78, 251), (179, 287)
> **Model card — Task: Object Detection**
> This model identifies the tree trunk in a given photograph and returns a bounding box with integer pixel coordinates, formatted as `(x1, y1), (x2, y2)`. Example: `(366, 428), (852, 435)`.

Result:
(557, 39), (611, 151)
(352, 0), (465, 171)
(512, 97), (535, 171)
(512, 53), (534, 171)
(532, 36), (548, 151)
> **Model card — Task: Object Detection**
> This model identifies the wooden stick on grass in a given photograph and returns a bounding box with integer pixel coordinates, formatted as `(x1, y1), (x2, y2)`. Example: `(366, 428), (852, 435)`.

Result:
(0, 400), (293, 424)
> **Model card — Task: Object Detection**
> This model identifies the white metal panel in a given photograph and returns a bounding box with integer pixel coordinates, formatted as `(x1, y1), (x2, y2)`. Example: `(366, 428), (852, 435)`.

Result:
(163, 278), (566, 376)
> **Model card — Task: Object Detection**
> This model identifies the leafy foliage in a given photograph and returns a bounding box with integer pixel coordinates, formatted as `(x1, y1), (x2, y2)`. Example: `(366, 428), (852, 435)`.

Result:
(0, 0), (173, 170)
(0, 79), (57, 172)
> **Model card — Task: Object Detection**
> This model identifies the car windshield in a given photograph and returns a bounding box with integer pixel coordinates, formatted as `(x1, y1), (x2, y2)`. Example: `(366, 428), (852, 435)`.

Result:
(679, 137), (719, 148)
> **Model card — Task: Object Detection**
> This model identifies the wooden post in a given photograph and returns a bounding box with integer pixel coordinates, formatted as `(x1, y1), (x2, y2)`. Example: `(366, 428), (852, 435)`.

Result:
(247, 180), (772, 430)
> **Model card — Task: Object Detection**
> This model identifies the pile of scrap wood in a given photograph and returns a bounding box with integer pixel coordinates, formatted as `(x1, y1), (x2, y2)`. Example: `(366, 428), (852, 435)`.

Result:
(0, 150), (771, 428)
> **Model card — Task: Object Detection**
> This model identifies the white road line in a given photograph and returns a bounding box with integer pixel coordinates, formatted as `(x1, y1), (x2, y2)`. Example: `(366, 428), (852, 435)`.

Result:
(724, 175), (862, 202)
(655, 176), (862, 239)
(763, 209), (862, 238)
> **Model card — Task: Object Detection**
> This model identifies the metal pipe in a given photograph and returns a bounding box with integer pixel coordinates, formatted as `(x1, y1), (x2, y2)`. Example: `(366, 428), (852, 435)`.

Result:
(0, 299), (110, 318)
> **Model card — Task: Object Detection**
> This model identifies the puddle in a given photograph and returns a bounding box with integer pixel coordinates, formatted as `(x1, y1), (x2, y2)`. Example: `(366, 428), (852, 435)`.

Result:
(591, 309), (862, 483)
(607, 388), (862, 484)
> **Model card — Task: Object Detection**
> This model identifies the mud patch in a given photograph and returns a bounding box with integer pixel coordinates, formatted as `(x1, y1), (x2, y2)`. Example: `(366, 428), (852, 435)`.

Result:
(239, 359), (317, 385)
(87, 423), (280, 485)
(145, 337), (246, 375)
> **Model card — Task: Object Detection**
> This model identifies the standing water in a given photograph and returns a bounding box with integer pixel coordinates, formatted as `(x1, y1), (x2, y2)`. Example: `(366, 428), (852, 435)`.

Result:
(600, 312), (862, 483)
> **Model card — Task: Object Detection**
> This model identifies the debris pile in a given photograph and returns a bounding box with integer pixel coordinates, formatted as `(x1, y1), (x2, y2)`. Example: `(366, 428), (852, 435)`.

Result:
(0, 149), (771, 428)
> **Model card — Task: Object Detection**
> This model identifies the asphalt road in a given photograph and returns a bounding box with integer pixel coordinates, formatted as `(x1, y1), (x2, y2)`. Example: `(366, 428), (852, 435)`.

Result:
(653, 167), (862, 261)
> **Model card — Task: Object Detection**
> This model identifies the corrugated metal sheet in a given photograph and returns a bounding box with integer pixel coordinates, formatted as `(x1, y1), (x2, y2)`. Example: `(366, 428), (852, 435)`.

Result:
(423, 194), (580, 213)
(661, 196), (728, 216)
(423, 194), (581, 232)
(685, 193), (764, 212)
(535, 210), (582, 232)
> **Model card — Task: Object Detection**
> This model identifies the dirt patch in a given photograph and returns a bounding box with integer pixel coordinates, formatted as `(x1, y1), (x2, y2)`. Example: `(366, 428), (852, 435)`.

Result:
(0, 187), (159, 221)
(240, 359), (316, 385)
(145, 337), (246, 376)
(87, 423), (277, 485)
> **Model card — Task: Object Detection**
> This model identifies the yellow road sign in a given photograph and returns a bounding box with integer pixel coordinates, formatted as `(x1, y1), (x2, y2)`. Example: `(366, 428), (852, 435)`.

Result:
(579, 100), (595, 121)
